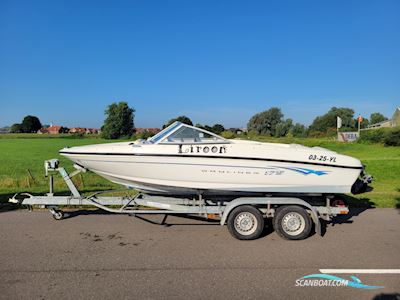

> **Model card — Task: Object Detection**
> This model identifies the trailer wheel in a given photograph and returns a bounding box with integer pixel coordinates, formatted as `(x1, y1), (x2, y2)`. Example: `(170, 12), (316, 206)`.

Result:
(52, 210), (64, 220)
(227, 205), (264, 240)
(273, 206), (312, 240)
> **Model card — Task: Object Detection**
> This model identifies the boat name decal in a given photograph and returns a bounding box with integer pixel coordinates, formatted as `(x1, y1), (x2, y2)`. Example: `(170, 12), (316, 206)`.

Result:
(178, 144), (227, 154)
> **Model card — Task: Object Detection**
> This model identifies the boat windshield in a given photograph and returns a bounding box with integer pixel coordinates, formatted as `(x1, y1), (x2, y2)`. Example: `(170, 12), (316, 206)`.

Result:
(149, 122), (181, 144)
(148, 122), (227, 144)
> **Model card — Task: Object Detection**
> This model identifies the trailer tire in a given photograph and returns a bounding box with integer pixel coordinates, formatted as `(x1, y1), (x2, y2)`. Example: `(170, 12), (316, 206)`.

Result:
(227, 205), (264, 240)
(273, 205), (312, 240)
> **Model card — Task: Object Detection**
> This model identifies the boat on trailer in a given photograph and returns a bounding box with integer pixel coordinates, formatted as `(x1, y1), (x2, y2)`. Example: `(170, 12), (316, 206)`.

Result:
(59, 121), (371, 196)
(9, 122), (372, 240)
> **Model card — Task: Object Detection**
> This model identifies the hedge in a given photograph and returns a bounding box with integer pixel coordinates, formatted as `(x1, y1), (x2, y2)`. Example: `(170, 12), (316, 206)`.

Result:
(359, 127), (400, 146)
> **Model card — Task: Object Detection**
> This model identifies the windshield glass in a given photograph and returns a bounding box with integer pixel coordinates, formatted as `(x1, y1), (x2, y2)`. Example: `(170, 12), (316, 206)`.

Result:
(148, 122), (181, 143)
(160, 126), (225, 143)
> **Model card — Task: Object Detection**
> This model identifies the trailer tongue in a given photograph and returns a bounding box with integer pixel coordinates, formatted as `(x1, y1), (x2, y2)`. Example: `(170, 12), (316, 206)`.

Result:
(9, 159), (350, 240)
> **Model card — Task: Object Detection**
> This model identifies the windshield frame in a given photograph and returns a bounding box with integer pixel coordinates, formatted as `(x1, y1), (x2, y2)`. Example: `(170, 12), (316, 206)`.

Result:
(148, 122), (230, 145)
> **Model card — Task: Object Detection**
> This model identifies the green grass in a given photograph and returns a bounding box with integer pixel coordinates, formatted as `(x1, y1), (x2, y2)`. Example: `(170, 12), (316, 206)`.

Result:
(0, 137), (121, 205)
(0, 134), (399, 208)
(0, 133), (103, 139)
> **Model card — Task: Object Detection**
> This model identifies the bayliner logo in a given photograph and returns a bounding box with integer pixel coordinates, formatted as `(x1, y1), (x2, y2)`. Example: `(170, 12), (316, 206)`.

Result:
(295, 274), (384, 289)
(178, 144), (227, 154)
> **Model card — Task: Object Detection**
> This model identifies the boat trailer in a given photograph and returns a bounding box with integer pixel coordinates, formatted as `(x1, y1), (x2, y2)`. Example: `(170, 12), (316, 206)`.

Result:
(9, 159), (349, 240)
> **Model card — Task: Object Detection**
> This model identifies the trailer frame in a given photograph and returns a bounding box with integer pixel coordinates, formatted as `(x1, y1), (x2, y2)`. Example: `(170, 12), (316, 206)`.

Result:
(9, 159), (350, 239)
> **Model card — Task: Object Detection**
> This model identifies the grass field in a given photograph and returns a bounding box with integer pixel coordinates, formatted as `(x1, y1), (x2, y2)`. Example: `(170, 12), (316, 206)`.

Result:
(0, 135), (399, 208)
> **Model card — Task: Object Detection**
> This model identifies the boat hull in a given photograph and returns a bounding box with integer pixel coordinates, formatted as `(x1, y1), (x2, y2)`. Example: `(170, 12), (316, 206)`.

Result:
(61, 153), (362, 195)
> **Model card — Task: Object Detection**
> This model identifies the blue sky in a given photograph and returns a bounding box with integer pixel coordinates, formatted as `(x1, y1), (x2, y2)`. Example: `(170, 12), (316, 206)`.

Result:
(0, 0), (399, 128)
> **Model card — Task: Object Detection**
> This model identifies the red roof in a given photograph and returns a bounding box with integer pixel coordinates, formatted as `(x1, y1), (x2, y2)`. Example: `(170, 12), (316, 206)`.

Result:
(48, 125), (62, 130)
(47, 125), (63, 133)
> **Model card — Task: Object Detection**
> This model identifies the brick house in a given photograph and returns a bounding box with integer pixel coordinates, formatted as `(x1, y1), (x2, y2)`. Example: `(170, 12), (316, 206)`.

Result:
(85, 128), (99, 134)
(37, 128), (49, 134)
(69, 127), (86, 134)
(47, 125), (66, 134)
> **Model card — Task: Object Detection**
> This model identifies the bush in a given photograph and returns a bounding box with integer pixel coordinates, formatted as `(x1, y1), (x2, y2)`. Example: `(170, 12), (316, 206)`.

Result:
(10, 123), (22, 133)
(133, 131), (155, 140)
(358, 127), (400, 146)
(246, 129), (258, 139)
(384, 128), (400, 146)
(358, 128), (390, 144)
(220, 130), (236, 139)
(69, 132), (84, 139)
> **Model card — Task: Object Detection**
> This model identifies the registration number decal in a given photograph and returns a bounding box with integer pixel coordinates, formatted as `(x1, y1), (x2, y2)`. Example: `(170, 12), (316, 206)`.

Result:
(308, 154), (336, 163)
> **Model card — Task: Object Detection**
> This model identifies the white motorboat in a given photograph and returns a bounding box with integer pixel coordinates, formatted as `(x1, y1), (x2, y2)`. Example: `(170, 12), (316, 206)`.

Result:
(60, 122), (371, 196)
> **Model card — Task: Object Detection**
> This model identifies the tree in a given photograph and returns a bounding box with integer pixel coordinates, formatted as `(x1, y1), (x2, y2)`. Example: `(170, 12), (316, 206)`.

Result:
(21, 115), (42, 133)
(275, 118), (293, 137)
(290, 123), (307, 137)
(194, 123), (224, 134)
(163, 116), (193, 129)
(370, 112), (388, 125)
(101, 102), (135, 139)
(247, 107), (284, 136)
(10, 123), (22, 133)
(211, 124), (225, 134)
(308, 107), (355, 135)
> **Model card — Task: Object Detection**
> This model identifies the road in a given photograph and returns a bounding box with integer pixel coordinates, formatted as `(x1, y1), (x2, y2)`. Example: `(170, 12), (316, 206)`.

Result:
(0, 208), (399, 300)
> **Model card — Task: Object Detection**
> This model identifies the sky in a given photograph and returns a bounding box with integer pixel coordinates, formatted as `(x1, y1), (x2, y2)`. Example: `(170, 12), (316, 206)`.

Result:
(0, 0), (399, 128)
